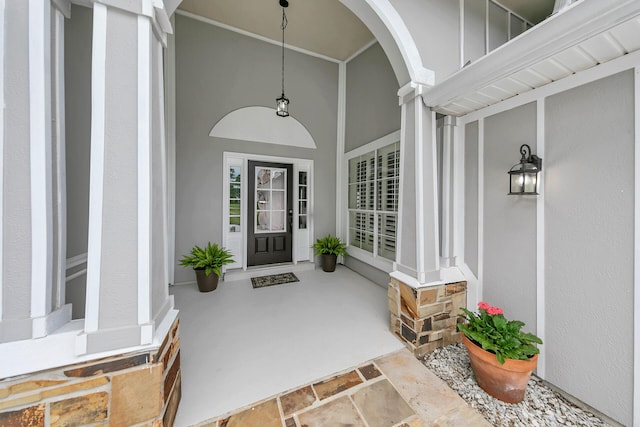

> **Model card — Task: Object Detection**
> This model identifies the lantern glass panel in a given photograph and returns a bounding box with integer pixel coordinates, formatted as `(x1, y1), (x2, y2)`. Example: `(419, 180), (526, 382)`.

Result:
(524, 171), (537, 193)
(510, 172), (524, 193)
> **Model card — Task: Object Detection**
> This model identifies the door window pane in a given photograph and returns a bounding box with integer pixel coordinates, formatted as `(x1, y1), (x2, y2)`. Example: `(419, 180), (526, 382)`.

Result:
(298, 171), (308, 230)
(229, 165), (242, 232)
(254, 166), (287, 233)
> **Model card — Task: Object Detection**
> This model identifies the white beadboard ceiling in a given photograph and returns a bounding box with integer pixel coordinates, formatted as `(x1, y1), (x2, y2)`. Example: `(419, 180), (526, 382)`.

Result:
(177, 0), (555, 62)
(428, 1), (640, 116)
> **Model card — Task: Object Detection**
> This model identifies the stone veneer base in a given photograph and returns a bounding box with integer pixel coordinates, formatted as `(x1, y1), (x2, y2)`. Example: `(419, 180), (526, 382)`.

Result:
(388, 277), (467, 357)
(0, 317), (181, 426)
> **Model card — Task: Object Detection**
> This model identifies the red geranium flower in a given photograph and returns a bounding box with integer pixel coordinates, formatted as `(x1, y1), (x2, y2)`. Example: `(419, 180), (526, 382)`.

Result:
(477, 301), (490, 310)
(487, 305), (504, 315)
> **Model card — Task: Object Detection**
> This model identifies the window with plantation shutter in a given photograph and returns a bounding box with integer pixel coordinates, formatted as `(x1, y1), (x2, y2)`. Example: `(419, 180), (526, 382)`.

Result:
(348, 140), (399, 262)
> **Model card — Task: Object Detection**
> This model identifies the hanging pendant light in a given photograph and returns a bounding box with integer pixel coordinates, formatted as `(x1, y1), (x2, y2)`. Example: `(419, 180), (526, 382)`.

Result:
(276, 0), (290, 117)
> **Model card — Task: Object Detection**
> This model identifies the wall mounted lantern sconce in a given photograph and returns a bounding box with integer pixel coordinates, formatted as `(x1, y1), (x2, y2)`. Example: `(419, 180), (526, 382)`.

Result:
(276, 0), (290, 117)
(508, 144), (542, 195)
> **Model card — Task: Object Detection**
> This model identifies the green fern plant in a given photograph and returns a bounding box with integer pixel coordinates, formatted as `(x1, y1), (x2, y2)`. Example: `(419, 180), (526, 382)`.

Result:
(458, 302), (542, 364)
(312, 234), (348, 256)
(179, 242), (234, 277)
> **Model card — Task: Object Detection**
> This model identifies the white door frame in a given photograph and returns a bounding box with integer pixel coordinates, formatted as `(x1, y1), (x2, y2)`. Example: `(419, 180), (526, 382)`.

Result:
(222, 152), (314, 273)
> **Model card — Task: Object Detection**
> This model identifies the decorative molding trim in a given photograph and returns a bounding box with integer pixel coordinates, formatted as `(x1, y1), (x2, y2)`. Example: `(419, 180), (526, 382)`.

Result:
(536, 99), (546, 379)
(397, 81), (431, 106)
(166, 15), (176, 286)
(395, 103), (407, 267)
(53, 8), (67, 310)
(477, 118), (484, 302)
(344, 129), (401, 158)
(336, 62), (346, 243)
(362, 0), (435, 86)
(32, 304), (72, 339)
(29, 0), (54, 322)
(634, 65), (640, 427)
(175, 10), (341, 64)
(344, 38), (377, 64)
(414, 98), (426, 282)
(156, 38), (171, 297)
(85, 3), (108, 333)
(137, 15), (152, 328)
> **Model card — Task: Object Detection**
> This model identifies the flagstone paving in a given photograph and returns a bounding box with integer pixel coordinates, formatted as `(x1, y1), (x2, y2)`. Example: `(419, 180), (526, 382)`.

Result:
(194, 348), (491, 427)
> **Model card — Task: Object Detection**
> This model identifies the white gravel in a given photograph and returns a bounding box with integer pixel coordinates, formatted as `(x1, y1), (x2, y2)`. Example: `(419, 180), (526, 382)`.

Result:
(423, 344), (614, 427)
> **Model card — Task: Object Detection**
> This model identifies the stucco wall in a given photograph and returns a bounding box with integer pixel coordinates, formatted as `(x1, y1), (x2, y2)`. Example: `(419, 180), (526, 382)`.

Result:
(343, 42), (400, 284)
(544, 71), (634, 425)
(483, 102), (537, 334)
(391, 0), (460, 83)
(3, 0), (31, 326)
(174, 15), (338, 284)
(466, 71), (635, 425)
(345, 43), (400, 152)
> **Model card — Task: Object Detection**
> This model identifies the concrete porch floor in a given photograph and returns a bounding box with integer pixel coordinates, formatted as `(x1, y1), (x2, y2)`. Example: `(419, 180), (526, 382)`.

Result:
(169, 266), (486, 427)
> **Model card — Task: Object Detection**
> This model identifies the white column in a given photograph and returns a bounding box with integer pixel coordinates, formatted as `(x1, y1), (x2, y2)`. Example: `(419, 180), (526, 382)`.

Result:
(440, 116), (457, 267)
(80, 0), (174, 354)
(394, 82), (440, 285)
(28, 0), (54, 326)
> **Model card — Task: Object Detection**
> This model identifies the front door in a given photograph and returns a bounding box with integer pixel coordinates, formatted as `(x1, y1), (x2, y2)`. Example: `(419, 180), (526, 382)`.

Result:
(247, 161), (293, 266)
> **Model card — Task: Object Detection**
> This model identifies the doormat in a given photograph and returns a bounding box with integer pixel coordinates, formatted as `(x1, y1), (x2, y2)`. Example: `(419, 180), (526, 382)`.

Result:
(251, 272), (299, 289)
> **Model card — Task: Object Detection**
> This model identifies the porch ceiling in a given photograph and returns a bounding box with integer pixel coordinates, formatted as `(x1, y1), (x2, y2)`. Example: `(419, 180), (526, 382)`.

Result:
(176, 0), (555, 62)
(427, 1), (640, 117)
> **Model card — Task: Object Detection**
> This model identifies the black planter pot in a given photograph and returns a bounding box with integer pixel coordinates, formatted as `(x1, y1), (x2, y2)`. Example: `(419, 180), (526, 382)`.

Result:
(194, 268), (219, 292)
(320, 254), (337, 272)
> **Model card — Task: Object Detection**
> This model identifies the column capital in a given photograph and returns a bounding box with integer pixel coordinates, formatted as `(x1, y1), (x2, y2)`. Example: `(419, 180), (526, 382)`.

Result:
(443, 115), (457, 127)
(397, 81), (433, 106)
(81, 0), (173, 42)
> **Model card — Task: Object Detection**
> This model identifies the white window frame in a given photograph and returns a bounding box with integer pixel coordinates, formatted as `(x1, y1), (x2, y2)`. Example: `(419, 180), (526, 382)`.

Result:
(343, 130), (401, 272)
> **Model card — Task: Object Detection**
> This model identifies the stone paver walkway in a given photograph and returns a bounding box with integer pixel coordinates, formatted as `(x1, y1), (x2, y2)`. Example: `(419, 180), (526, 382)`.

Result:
(194, 348), (490, 427)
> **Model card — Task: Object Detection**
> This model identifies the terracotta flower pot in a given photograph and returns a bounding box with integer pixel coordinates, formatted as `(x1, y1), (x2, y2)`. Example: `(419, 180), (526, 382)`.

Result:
(320, 254), (337, 272)
(462, 335), (538, 403)
(194, 268), (219, 292)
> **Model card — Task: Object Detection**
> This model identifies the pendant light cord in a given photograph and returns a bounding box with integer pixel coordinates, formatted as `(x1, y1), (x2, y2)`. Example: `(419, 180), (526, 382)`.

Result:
(281, 8), (287, 96)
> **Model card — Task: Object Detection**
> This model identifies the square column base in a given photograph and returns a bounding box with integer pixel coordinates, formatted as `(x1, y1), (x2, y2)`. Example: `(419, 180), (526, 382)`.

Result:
(0, 318), (181, 426)
(388, 277), (467, 357)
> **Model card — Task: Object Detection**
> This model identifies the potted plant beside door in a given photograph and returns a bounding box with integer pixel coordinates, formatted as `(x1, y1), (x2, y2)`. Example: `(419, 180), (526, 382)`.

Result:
(179, 242), (234, 292)
(312, 234), (348, 272)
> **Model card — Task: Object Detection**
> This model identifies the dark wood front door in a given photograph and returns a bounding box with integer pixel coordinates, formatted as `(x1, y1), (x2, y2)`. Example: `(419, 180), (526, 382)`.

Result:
(247, 161), (293, 266)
